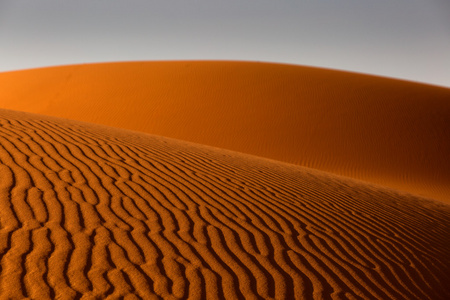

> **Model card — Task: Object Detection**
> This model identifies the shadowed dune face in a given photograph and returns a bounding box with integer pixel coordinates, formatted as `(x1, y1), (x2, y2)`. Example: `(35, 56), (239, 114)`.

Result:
(0, 109), (449, 299)
(0, 61), (449, 202)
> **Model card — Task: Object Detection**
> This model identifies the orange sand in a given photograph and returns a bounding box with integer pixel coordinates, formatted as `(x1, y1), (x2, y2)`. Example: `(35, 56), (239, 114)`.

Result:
(0, 61), (450, 298)
(0, 61), (449, 202)
(0, 109), (448, 299)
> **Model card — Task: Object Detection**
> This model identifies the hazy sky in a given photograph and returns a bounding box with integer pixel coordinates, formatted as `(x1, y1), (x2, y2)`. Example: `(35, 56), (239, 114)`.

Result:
(1, 0), (449, 87)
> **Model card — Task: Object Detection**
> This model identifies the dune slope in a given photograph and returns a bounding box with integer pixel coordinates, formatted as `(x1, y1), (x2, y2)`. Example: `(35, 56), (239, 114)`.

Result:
(0, 61), (449, 202)
(0, 109), (448, 299)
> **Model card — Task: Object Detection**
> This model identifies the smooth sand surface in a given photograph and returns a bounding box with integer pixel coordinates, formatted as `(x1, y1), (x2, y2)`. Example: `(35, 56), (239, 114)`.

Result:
(0, 109), (449, 299)
(0, 61), (449, 202)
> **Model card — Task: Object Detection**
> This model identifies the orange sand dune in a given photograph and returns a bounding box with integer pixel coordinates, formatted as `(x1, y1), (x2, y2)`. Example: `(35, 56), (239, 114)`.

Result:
(0, 61), (449, 202)
(0, 109), (449, 299)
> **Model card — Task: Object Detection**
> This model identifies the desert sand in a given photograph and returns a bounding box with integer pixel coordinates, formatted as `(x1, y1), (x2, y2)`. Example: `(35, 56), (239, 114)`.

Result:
(0, 61), (449, 299)
(0, 61), (449, 202)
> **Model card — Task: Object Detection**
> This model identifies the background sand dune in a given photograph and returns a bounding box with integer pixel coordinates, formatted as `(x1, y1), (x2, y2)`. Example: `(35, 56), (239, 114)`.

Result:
(0, 109), (449, 299)
(0, 61), (449, 202)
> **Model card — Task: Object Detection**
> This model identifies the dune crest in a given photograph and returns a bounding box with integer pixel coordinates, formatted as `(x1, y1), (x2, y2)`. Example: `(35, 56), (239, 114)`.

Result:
(0, 109), (448, 299)
(0, 61), (449, 202)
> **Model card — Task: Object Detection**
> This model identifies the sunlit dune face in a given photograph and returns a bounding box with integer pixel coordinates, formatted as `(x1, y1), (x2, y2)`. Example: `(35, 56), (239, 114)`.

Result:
(0, 109), (448, 299)
(1, 61), (449, 202)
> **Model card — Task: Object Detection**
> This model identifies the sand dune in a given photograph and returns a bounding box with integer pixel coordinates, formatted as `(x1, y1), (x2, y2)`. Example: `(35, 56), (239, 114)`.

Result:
(0, 61), (449, 299)
(0, 61), (449, 202)
(0, 109), (449, 299)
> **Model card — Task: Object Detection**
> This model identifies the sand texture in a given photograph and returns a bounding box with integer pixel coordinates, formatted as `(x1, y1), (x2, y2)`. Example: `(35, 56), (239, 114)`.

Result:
(0, 109), (449, 299)
(0, 61), (449, 202)
(0, 61), (449, 299)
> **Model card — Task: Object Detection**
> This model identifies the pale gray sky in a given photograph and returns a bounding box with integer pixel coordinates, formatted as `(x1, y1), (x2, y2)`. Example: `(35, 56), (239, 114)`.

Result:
(0, 0), (449, 87)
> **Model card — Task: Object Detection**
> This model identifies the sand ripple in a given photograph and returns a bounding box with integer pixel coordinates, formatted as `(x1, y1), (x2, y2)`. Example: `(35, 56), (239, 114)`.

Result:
(0, 110), (449, 299)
